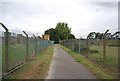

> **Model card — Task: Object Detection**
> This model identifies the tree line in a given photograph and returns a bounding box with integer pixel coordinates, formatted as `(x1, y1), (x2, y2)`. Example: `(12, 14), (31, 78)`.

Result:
(44, 22), (75, 43)
(87, 31), (120, 40)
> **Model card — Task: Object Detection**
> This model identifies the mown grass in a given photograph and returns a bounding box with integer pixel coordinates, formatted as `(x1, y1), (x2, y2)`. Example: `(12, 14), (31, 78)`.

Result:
(89, 45), (118, 70)
(59, 44), (118, 79)
(4, 45), (54, 79)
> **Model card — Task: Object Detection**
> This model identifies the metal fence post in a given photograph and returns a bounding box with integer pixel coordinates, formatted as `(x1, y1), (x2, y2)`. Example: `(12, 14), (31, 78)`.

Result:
(103, 30), (109, 65)
(78, 40), (80, 54)
(0, 22), (9, 72)
(23, 31), (29, 61)
(86, 36), (89, 58)
(33, 34), (37, 55)
(72, 40), (74, 51)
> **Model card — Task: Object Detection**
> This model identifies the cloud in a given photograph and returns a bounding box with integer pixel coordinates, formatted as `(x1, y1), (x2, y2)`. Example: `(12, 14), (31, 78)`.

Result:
(0, 0), (118, 38)
(92, 2), (118, 8)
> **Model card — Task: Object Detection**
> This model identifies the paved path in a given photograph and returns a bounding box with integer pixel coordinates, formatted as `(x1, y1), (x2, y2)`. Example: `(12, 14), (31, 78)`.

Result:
(46, 44), (96, 79)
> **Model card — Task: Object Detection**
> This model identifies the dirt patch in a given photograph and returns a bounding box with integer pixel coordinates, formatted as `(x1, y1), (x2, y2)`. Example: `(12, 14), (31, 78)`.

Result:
(20, 57), (51, 79)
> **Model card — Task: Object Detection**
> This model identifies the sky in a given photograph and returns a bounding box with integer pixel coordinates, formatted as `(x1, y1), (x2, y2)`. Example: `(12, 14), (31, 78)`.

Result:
(0, 0), (119, 38)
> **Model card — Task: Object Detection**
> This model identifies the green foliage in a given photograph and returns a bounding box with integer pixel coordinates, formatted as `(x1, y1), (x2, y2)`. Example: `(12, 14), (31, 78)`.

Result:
(68, 34), (75, 39)
(55, 22), (71, 40)
(88, 31), (120, 40)
(45, 28), (59, 43)
(44, 22), (75, 43)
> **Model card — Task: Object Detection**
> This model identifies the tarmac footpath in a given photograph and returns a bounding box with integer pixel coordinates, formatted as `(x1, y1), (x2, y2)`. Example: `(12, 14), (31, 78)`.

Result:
(46, 44), (96, 79)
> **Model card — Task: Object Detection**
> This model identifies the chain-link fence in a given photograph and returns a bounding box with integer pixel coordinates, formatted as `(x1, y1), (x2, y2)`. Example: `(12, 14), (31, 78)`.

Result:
(62, 39), (87, 54)
(62, 39), (119, 73)
(0, 31), (3, 76)
(0, 23), (54, 77)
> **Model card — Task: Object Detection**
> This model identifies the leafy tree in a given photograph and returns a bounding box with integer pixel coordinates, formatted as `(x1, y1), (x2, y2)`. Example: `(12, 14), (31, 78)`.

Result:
(68, 34), (75, 39)
(55, 22), (71, 40)
(88, 32), (96, 39)
(95, 32), (104, 40)
(112, 31), (120, 39)
(44, 22), (75, 43)
(88, 31), (120, 40)
(44, 28), (59, 43)
(106, 33), (111, 39)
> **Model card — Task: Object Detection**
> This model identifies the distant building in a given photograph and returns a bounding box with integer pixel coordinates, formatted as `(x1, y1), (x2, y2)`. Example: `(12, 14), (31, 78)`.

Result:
(42, 34), (50, 40)
(17, 34), (23, 38)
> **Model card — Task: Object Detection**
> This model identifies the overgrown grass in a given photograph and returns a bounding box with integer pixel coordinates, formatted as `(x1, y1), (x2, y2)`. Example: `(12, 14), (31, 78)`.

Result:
(4, 45), (54, 79)
(59, 44), (118, 79)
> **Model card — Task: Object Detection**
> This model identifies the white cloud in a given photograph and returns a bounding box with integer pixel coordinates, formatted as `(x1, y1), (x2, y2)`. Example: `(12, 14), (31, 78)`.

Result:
(0, 0), (118, 38)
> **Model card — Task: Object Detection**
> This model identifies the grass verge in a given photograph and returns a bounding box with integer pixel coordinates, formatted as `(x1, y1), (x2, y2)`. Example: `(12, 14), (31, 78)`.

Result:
(59, 44), (118, 79)
(89, 45), (118, 71)
(4, 45), (54, 79)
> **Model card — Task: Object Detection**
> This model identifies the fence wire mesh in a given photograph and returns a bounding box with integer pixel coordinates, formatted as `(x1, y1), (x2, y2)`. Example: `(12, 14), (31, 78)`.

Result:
(0, 31), (3, 76)
(62, 39), (119, 73)
(1, 31), (54, 76)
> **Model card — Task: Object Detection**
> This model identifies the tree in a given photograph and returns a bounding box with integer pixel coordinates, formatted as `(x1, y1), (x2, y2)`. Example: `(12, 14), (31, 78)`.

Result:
(68, 34), (75, 39)
(44, 22), (75, 43)
(95, 32), (104, 40)
(44, 28), (59, 43)
(88, 32), (96, 39)
(106, 33), (111, 39)
(55, 22), (71, 40)
(112, 31), (120, 39)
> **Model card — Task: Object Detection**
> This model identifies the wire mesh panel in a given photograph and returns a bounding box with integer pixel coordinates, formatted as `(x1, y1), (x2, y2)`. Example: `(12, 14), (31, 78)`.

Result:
(63, 39), (87, 54)
(74, 40), (79, 53)
(36, 39), (41, 53)
(8, 32), (26, 70)
(106, 40), (119, 72)
(2, 32), (8, 74)
(63, 39), (119, 73)
(0, 30), (53, 76)
(88, 39), (119, 73)
(88, 39), (103, 64)
(0, 31), (3, 76)
(28, 37), (35, 57)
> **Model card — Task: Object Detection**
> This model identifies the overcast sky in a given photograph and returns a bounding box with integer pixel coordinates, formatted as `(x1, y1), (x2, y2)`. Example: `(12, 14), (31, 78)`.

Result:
(0, 0), (119, 38)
